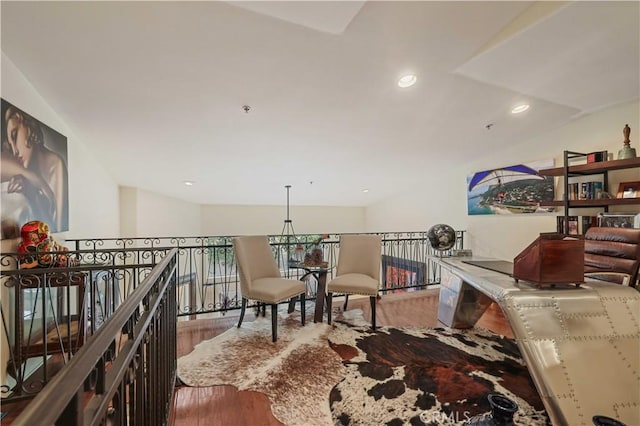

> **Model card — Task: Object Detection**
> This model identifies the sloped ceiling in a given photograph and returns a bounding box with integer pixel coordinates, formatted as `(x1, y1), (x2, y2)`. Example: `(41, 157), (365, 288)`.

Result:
(455, 1), (639, 113)
(1, 1), (638, 206)
(228, 1), (367, 34)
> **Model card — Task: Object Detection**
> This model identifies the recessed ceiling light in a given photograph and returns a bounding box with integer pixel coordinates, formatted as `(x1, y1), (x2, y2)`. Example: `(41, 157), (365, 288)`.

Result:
(511, 104), (530, 114)
(184, 181), (194, 186)
(363, 189), (369, 193)
(397, 74), (417, 88)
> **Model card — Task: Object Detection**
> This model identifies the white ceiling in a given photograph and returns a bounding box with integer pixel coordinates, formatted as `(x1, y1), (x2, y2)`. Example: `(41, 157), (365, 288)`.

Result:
(1, 1), (638, 207)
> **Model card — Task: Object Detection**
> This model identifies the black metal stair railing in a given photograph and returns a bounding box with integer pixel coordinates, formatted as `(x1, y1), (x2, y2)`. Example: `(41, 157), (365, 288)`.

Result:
(0, 246), (173, 402)
(8, 248), (179, 425)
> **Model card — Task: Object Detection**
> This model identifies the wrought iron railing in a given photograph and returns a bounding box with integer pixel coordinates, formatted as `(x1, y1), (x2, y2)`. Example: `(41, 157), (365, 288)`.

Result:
(0, 231), (464, 403)
(66, 231), (465, 318)
(0, 247), (173, 401)
(9, 248), (178, 425)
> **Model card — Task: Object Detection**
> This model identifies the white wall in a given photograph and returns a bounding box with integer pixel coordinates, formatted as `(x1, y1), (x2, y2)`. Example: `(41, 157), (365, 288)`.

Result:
(366, 100), (640, 260)
(1, 53), (120, 242)
(119, 186), (138, 237)
(120, 187), (201, 237)
(1, 52), (121, 389)
(201, 204), (365, 236)
(117, 189), (365, 238)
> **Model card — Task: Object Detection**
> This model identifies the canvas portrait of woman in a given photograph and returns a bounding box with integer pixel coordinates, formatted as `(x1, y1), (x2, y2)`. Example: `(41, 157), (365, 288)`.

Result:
(1, 98), (69, 239)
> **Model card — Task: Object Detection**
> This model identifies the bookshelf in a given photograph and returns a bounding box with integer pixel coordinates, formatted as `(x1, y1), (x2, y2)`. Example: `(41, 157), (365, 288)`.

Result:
(539, 152), (640, 234)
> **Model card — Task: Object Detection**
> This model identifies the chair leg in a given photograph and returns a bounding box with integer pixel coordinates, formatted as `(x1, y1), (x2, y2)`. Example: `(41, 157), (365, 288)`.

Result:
(327, 292), (333, 324)
(238, 298), (247, 328)
(271, 304), (278, 342)
(300, 293), (306, 326)
(262, 303), (266, 317)
(370, 296), (376, 330)
(343, 294), (349, 311)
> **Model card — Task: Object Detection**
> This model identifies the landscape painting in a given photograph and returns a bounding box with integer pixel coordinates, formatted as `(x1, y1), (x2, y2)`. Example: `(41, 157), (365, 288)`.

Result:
(467, 159), (555, 215)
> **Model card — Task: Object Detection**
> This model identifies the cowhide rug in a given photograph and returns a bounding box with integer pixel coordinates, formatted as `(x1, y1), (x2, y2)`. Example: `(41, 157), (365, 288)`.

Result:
(176, 308), (346, 426)
(328, 310), (550, 426)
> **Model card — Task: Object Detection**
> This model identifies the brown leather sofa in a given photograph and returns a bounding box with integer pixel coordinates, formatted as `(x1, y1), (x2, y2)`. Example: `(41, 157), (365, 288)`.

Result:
(584, 226), (640, 287)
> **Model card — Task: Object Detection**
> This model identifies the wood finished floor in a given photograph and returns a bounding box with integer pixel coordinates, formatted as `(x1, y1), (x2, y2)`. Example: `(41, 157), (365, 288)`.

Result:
(170, 288), (513, 426)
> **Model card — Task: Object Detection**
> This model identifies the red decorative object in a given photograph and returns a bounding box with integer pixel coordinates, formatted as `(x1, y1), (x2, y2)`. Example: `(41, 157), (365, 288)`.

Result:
(17, 220), (72, 268)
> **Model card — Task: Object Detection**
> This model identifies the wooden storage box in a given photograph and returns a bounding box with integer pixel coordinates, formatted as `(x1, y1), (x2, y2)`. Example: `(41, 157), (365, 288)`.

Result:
(513, 233), (584, 287)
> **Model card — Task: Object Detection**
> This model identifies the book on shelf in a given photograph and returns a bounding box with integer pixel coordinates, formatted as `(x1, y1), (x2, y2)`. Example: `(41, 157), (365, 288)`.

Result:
(593, 181), (603, 199)
(557, 216), (579, 234)
(558, 215), (601, 234)
(586, 150), (608, 163)
(580, 182), (589, 200)
(581, 216), (598, 234)
(577, 181), (604, 200)
(568, 155), (588, 166)
(568, 183), (579, 200)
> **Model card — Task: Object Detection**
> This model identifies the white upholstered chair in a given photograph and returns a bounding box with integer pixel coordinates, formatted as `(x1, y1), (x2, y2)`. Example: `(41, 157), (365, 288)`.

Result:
(326, 234), (381, 329)
(232, 235), (306, 342)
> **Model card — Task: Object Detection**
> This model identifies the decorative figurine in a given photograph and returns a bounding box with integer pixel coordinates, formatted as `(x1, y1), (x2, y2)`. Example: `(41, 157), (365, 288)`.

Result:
(617, 124), (636, 159)
(464, 393), (518, 426)
(17, 220), (72, 268)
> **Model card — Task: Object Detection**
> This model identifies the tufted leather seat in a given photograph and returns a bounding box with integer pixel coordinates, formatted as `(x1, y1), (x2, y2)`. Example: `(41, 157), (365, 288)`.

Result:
(584, 226), (640, 287)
